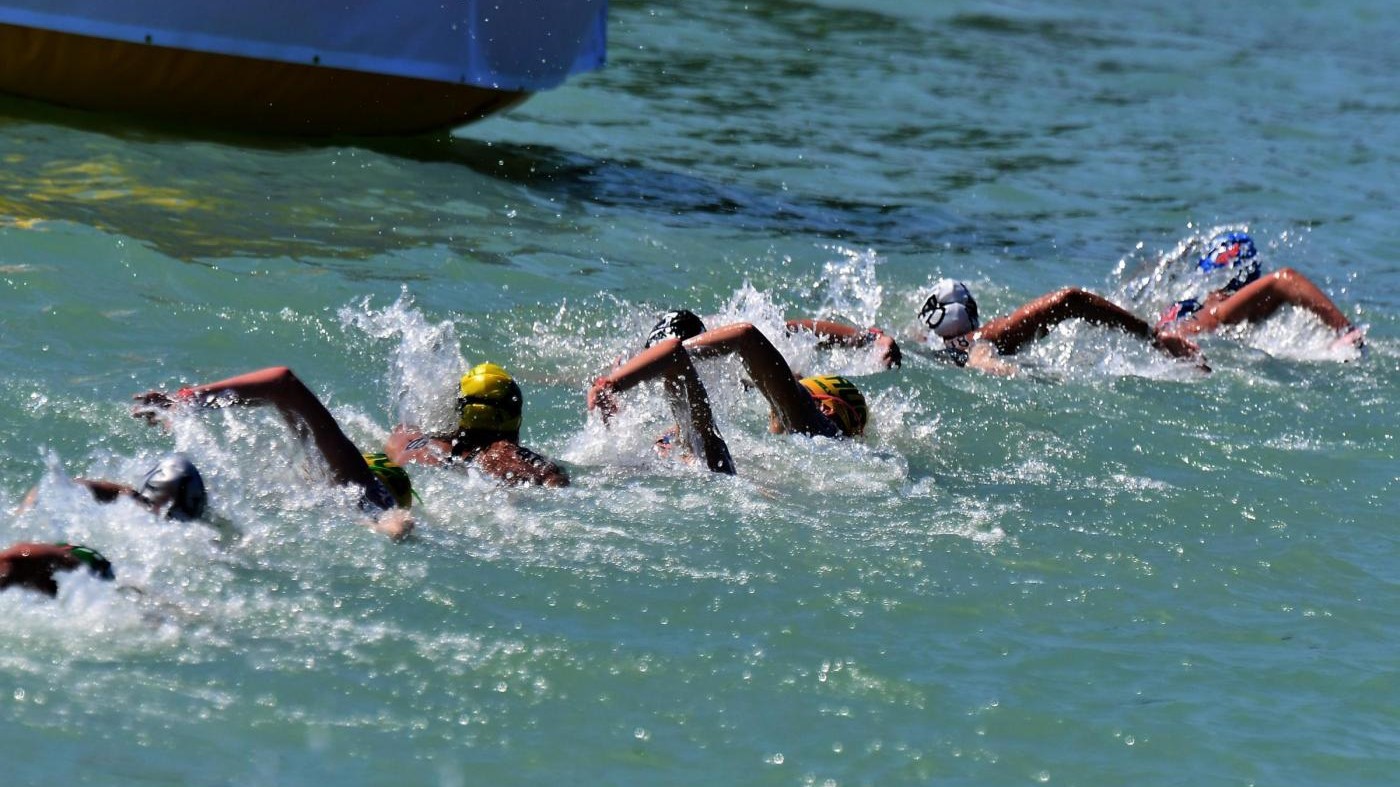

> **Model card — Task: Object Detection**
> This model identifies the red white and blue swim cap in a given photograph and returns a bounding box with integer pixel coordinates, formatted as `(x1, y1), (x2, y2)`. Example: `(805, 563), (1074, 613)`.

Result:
(1197, 231), (1260, 292)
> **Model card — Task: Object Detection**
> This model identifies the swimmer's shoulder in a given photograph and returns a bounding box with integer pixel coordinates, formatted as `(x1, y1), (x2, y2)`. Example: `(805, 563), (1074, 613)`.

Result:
(386, 425), (454, 467)
(475, 440), (570, 488)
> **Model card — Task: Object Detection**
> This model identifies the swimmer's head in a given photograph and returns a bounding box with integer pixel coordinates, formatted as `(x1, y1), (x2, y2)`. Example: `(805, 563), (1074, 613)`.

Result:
(1197, 231), (1260, 292)
(644, 310), (707, 348)
(362, 452), (415, 509)
(60, 543), (115, 581)
(918, 279), (980, 339)
(137, 453), (207, 521)
(458, 362), (524, 435)
(799, 375), (868, 437)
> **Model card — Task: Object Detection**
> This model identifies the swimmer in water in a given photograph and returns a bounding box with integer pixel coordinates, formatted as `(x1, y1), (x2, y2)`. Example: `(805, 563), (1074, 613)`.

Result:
(592, 310), (734, 473)
(133, 367), (415, 540)
(19, 453), (208, 523)
(1152, 231), (1366, 352)
(0, 542), (114, 597)
(911, 279), (1205, 375)
(589, 321), (869, 473)
(386, 362), (568, 487)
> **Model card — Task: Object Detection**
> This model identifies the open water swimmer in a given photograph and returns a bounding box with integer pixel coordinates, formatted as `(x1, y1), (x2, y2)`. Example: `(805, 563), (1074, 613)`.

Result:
(20, 453), (208, 523)
(590, 322), (868, 473)
(1153, 230), (1367, 354)
(387, 361), (569, 487)
(912, 278), (1206, 374)
(134, 367), (415, 540)
(0, 542), (114, 597)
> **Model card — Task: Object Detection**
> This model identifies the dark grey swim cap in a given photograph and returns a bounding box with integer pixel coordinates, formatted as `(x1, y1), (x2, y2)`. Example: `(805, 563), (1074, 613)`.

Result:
(644, 310), (707, 348)
(138, 454), (207, 521)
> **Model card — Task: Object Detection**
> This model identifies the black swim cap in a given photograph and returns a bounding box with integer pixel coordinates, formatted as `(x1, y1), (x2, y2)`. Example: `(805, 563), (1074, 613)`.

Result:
(644, 310), (707, 348)
(138, 454), (208, 521)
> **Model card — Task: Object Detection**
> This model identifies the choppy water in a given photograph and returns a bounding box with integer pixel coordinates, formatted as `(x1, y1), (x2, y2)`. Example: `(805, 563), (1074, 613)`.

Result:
(2, 1), (1397, 784)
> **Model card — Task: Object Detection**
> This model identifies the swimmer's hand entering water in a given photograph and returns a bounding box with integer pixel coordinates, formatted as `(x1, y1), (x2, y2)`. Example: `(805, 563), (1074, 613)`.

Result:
(368, 508), (415, 542)
(587, 377), (618, 423)
(1149, 330), (1211, 372)
(131, 388), (202, 426)
(784, 319), (902, 370)
(132, 390), (175, 425)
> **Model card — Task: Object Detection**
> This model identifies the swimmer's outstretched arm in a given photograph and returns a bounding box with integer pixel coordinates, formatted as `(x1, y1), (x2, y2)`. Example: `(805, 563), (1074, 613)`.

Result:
(978, 287), (1202, 361)
(134, 367), (378, 494)
(137, 368), (413, 539)
(682, 323), (833, 437)
(1165, 268), (1355, 337)
(784, 319), (902, 369)
(17, 478), (146, 516)
(589, 338), (735, 474)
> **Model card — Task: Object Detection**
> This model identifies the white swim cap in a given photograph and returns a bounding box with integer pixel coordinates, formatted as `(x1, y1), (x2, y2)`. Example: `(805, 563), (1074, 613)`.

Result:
(918, 279), (980, 338)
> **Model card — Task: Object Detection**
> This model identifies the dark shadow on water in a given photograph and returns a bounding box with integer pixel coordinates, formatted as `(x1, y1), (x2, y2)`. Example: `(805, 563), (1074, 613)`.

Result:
(374, 133), (966, 247)
(0, 94), (966, 261)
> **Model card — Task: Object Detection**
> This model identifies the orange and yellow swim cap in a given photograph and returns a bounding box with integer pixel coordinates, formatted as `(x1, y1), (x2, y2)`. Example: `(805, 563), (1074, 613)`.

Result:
(799, 375), (868, 437)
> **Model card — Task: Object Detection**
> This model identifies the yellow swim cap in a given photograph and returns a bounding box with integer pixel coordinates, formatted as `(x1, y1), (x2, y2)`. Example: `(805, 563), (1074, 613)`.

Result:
(363, 452), (415, 508)
(799, 375), (868, 437)
(458, 362), (524, 433)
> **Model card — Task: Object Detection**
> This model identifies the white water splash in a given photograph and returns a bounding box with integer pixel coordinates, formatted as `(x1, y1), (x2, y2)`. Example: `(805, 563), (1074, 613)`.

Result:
(1217, 307), (1365, 363)
(1014, 320), (1207, 382)
(814, 245), (885, 329)
(339, 288), (464, 431)
(1112, 224), (1255, 310)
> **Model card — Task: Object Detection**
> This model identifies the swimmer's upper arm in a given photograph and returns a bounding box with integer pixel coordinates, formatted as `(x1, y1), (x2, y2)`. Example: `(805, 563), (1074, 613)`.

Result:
(974, 312), (1031, 355)
(73, 478), (138, 504)
(690, 324), (822, 432)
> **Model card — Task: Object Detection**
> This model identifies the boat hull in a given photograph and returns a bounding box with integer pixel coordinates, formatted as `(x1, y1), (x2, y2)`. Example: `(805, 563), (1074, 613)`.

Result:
(0, 1), (606, 135)
(0, 24), (532, 136)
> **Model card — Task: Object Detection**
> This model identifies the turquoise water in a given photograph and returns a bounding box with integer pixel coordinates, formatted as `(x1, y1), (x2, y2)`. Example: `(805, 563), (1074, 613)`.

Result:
(2, 1), (1398, 784)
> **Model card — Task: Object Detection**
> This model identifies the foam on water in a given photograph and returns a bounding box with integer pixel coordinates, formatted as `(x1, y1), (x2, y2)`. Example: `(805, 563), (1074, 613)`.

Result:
(1012, 321), (1208, 382)
(813, 245), (886, 327)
